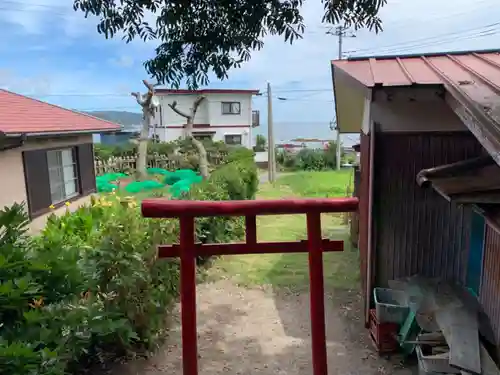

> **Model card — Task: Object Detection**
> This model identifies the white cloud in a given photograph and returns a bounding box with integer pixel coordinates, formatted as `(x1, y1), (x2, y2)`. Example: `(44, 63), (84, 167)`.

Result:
(1, 0), (499, 141)
(0, 0), (106, 39)
(109, 55), (135, 68)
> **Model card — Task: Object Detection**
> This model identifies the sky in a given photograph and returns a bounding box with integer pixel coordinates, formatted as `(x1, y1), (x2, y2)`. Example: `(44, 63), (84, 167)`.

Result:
(0, 0), (499, 147)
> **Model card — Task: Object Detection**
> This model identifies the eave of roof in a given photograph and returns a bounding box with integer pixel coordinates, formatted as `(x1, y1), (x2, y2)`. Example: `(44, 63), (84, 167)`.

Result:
(345, 48), (500, 62)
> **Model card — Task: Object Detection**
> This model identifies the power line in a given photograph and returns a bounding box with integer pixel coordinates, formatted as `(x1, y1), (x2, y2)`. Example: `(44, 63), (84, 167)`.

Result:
(346, 22), (500, 55)
(22, 88), (334, 97)
(367, 0), (497, 30)
(356, 31), (499, 56)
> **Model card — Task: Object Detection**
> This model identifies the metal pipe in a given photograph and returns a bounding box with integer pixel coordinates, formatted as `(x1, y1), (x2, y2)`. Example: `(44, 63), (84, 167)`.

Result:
(416, 155), (494, 188)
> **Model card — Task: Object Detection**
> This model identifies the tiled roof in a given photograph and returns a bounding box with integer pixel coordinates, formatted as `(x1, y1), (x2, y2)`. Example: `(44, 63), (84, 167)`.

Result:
(0, 89), (120, 135)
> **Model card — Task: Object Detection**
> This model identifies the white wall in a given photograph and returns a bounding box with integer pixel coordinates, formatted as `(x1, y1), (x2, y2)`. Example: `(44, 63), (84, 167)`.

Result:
(254, 151), (268, 163)
(154, 127), (252, 148)
(151, 92), (254, 148)
(154, 92), (253, 127)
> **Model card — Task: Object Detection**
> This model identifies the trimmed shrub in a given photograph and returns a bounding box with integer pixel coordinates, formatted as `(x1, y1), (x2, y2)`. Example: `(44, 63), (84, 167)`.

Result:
(277, 143), (340, 171)
(224, 146), (255, 164)
(208, 160), (258, 201)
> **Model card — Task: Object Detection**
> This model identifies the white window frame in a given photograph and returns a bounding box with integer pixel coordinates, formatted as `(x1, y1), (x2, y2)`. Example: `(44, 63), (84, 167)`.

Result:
(224, 133), (243, 145)
(221, 101), (241, 115)
(47, 148), (79, 204)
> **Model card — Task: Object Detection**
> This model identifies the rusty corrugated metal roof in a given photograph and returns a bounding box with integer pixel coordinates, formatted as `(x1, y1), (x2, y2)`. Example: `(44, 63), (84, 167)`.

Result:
(332, 49), (500, 157)
(332, 50), (500, 88)
(332, 50), (500, 116)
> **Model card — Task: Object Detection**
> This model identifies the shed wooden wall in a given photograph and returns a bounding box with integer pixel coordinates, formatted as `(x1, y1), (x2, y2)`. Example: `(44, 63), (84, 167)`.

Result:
(481, 221), (500, 345)
(372, 132), (484, 286)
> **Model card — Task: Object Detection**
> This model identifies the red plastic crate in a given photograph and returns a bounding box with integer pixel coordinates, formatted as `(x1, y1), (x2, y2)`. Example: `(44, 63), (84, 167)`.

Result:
(369, 309), (399, 354)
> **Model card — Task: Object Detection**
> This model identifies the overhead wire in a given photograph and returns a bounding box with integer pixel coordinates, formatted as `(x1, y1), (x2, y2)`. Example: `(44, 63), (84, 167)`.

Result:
(364, 0), (497, 30)
(354, 31), (499, 56)
(345, 22), (500, 55)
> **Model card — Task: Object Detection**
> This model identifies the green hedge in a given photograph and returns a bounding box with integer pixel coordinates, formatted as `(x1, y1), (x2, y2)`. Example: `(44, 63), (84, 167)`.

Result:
(276, 144), (338, 171)
(0, 161), (257, 375)
(94, 139), (229, 160)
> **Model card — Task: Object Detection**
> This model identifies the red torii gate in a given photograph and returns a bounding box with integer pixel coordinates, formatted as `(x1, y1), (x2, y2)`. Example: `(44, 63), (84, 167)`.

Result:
(142, 197), (359, 375)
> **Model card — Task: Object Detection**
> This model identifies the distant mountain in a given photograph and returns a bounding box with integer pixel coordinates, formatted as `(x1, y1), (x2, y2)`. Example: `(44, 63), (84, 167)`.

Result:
(84, 110), (143, 128)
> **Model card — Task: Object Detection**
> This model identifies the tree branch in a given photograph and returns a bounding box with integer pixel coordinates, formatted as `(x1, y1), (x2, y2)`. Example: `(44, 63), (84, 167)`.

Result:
(142, 79), (155, 92)
(131, 91), (148, 106)
(190, 95), (206, 118)
(168, 101), (190, 119)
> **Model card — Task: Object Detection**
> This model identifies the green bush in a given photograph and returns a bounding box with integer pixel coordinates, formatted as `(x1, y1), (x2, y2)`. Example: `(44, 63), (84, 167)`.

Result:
(225, 146), (255, 164)
(208, 160), (258, 201)
(277, 143), (340, 171)
(0, 160), (255, 374)
(0, 199), (181, 375)
(254, 134), (267, 152)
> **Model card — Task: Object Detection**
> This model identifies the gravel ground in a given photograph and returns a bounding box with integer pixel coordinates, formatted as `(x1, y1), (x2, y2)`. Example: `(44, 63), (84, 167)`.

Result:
(113, 280), (416, 375)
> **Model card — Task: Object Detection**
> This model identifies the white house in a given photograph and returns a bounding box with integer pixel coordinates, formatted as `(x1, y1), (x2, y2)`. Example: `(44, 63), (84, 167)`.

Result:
(150, 89), (260, 148)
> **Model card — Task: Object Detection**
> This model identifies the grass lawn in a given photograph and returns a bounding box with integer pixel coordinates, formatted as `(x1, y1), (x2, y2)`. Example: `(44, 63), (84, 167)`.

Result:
(209, 170), (360, 291)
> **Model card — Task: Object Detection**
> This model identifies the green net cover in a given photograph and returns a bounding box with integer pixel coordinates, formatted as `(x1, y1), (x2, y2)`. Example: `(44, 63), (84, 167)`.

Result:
(124, 180), (166, 193)
(163, 172), (182, 186)
(169, 180), (193, 198)
(189, 175), (203, 184)
(175, 169), (199, 180)
(97, 173), (128, 183)
(163, 169), (202, 185)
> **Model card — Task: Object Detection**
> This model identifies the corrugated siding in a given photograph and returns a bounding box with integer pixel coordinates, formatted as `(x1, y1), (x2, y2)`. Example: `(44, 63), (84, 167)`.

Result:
(480, 222), (500, 344)
(373, 132), (485, 286)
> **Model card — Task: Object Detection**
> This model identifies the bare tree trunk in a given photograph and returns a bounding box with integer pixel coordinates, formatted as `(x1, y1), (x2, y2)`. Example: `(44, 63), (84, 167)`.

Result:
(132, 80), (156, 180)
(136, 106), (151, 179)
(168, 96), (210, 180)
(191, 134), (210, 179)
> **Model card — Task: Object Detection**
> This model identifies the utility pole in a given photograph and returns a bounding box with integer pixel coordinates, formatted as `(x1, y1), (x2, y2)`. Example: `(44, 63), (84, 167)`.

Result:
(328, 26), (355, 170)
(267, 82), (276, 182)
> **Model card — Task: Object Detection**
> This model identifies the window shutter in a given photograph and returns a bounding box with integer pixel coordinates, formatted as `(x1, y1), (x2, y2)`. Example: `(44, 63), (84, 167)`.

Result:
(23, 150), (51, 218)
(77, 143), (97, 195)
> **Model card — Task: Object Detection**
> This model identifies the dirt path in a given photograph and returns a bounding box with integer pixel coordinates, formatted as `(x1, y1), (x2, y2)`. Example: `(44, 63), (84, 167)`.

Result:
(114, 280), (414, 375)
